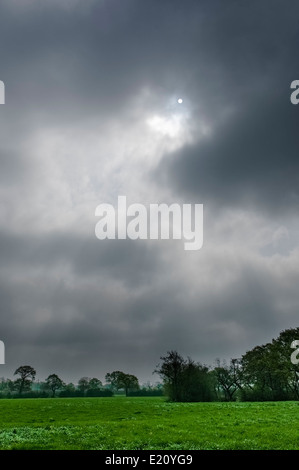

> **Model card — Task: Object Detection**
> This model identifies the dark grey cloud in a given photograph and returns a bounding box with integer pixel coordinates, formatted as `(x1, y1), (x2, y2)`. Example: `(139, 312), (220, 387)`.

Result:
(156, 91), (299, 214)
(153, 0), (299, 214)
(0, 0), (299, 384)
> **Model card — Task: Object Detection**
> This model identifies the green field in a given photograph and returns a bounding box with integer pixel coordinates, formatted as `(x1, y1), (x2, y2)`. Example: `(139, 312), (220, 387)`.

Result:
(0, 396), (298, 450)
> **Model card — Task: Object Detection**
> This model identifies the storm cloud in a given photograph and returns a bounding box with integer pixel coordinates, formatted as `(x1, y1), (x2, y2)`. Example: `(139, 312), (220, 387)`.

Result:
(0, 0), (299, 384)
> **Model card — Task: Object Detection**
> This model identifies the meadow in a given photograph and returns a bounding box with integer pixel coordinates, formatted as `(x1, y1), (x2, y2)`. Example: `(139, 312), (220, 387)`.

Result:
(0, 396), (298, 450)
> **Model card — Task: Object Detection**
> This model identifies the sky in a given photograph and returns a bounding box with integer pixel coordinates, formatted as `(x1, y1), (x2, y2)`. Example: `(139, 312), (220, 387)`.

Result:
(0, 0), (299, 385)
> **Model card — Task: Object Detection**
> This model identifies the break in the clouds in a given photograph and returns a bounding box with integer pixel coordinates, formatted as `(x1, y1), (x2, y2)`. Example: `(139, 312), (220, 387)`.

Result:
(0, 0), (299, 384)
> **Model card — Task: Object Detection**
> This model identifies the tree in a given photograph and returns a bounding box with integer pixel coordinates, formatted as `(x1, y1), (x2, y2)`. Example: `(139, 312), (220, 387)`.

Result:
(14, 365), (36, 394)
(241, 344), (279, 400)
(0, 378), (14, 397)
(154, 351), (185, 401)
(59, 382), (76, 397)
(213, 359), (242, 401)
(121, 374), (139, 396)
(155, 350), (213, 402)
(88, 378), (102, 390)
(179, 358), (213, 402)
(272, 328), (299, 399)
(78, 377), (90, 395)
(105, 371), (139, 396)
(45, 374), (65, 397)
(86, 378), (103, 396)
(240, 327), (299, 401)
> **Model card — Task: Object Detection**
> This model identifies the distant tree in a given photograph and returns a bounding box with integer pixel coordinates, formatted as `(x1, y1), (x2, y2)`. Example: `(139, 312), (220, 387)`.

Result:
(78, 377), (90, 395)
(127, 380), (164, 397)
(85, 378), (104, 397)
(14, 366), (36, 394)
(240, 328), (299, 401)
(13, 378), (32, 394)
(154, 351), (185, 401)
(241, 344), (275, 399)
(272, 328), (299, 399)
(155, 351), (213, 402)
(65, 382), (76, 393)
(59, 382), (76, 397)
(0, 378), (14, 392)
(179, 358), (213, 402)
(154, 381), (164, 391)
(105, 371), (121, 392)
(45, 374), (65, 397)
(0, 378), (15, 397)
(213, 359), (242, 401)
(105, 371), (139, 396)
(121, 374), (139, 396)
(88, 378), (102, 390)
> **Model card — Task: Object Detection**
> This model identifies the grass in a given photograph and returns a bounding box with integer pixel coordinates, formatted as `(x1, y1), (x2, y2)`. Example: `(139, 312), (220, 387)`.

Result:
(0, 396), (298, 450)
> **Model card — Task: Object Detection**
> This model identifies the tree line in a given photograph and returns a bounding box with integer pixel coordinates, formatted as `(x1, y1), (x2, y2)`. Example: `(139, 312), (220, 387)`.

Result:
(0, 368), (162, 399)
(0, 327), (298, 402)
(155, 328), (299, 402)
